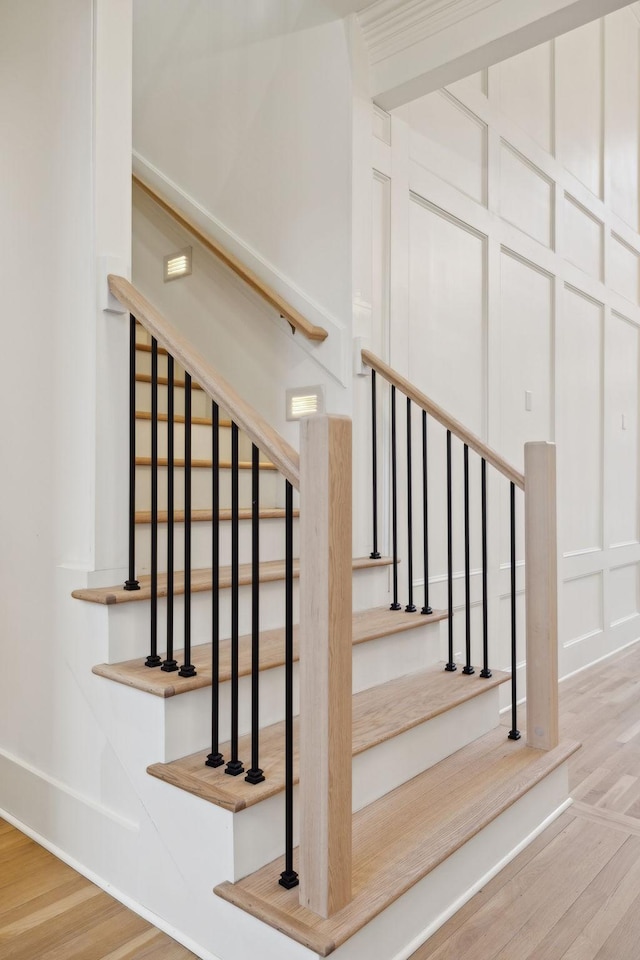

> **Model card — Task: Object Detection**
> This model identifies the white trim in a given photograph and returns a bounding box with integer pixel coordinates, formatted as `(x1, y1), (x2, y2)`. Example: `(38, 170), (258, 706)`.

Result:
(132, 151), (348, 388)
(387, 797), (573, 960)
(559, 634), (640, 684)
(0, 804), (224, 960)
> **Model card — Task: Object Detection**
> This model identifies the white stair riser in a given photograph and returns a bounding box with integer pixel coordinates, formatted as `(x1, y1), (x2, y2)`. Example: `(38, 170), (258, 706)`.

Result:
(135, 517), (300, 573)
(159, 620), (443, 760)
(136, 380), (210, 419)
(231, 685), (503, 879)
(136, 418), (255, 462)
(104, 566), (394, 663)
(135, 464), (285, 510)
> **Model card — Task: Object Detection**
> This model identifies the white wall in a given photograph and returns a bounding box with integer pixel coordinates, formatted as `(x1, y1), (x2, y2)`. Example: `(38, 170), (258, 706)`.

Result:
(368, 6), (640, 681)
(132, 0), (355, 424)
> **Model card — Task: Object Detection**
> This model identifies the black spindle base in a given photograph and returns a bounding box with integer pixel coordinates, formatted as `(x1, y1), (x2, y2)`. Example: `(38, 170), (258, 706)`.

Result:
(124, 579), (140, 591)
(390, 602), (402, 611)
(405, 603), (417, 613)
(480, 667), (492, 679)
(462, 665), (475, 675)
(508, 729), (521, 741)
(370, 551), (381, 560)
(145, 655), (162, 668)
(445, 662), (457, 672)
(179, 664), (197, 678)
(206, 752), (224, 769)
(245, 768), (265, 785)
(421, 605), (433, 616)
(279, 870), (299, 890)
(161, 659), (179, 673)
(225, 759), (245, 777)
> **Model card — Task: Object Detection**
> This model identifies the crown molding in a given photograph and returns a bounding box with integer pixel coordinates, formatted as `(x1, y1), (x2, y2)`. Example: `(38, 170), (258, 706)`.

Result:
(358, 0), (500, 63)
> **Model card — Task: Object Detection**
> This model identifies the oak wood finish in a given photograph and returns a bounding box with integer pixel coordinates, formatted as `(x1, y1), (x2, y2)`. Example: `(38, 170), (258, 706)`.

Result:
(108, 275), (300, 487)
(72, 555), (392, 605)
(136, 372), (204, 390)
(298, 415), (353, 917)
(136, 411), (231, 428)
(135, 507), (298, 524)
(92, 606), (447, 698)
(362, 350), (525, 490)
(135, 456), (277, 470)
(0, 820), (197, 959)
(524, 441), (559, 751)
(147, 664), (509, 812)
(214, 731), (579, 955)
(133, 174), (328, 343)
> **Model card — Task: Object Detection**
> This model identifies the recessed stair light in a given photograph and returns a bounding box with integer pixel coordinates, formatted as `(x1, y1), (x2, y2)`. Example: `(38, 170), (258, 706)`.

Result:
(164, 246), (192, 282)
(286, 385), (325, 421)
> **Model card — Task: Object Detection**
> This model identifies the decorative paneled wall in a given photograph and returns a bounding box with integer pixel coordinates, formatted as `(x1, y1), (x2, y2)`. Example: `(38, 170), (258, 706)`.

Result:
(369, 5), (640, 680)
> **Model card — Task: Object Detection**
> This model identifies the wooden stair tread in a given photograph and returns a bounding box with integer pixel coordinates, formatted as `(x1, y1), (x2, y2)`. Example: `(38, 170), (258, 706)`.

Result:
(136, 411), (232, 428)
(146, 664), (507, 811)
(92, 606), (446, 698)
(214, 732), (581, 956)
(136, 373), (204, 390)
(135, 507), (300, 524)
(135, 456), (277, 470)
(71, 556), (393, 605)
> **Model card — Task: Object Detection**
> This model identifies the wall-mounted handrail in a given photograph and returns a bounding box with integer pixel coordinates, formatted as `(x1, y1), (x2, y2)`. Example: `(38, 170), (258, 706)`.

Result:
(108, 275), (300, 488)
(132, 175), (329, 344)
(362, 350), (525, 491)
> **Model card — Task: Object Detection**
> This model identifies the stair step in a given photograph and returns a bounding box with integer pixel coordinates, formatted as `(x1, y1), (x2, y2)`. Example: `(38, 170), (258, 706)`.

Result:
(135, 508), (299, 524)
(71, 555), (393, 605)
(92, 606), (447, 698)
(146, 664), (507, 812)
(214, 732), (580, 956)
(136, 411), (230, 428)
(135, 456), (277, 470)
(136, 372), (204, 390)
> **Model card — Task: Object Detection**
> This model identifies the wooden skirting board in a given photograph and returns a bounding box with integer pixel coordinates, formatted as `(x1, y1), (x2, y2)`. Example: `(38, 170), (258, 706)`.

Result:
(214, 732), (580, 956)
(92, 606), (448, 698)
(147, 664), (508, 812)
(72, 555), (393, 605)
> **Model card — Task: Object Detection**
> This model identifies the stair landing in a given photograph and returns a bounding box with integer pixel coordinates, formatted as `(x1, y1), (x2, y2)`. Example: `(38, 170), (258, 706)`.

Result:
(215, 730), (580, 956)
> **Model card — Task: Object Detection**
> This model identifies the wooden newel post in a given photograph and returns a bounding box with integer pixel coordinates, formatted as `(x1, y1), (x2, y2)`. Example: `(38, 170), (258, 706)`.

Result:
(524, 441), (559, 751)
(299, 414), (352, 918)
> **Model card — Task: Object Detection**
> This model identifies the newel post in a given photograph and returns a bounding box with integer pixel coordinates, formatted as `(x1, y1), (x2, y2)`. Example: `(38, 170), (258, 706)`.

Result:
(524, 441), (559, 751)
(299, 414), (352, 917)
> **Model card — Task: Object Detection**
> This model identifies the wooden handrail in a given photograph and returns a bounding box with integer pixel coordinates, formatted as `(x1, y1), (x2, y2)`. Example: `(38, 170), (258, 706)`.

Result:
(133, 174), (329, 344)
(109, 275), (300, 488)
(362, 350), (525, 491)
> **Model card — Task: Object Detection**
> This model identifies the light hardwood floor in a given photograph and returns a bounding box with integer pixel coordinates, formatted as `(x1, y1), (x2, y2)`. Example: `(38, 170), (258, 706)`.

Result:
(0, 822), (198, 960)
(412, 641), (640, 960)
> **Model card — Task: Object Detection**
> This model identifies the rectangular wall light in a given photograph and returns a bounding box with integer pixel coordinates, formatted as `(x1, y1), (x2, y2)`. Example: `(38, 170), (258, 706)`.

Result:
(286, 385), (325, 421)
(164, 246), (192, 282)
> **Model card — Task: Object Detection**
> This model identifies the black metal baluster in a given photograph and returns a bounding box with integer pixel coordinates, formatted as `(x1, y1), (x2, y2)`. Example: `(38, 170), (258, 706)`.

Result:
(162, 355), (178, 672)
(508, 482), (521, 740)
(370, 370), (381, 560)
(206, 401), (223, 767)
(146, 339), (161, 667)
(279, 480), (299, 889)
(463, 444), (474, 675)
(246, 444), (265, 785)
(421, 410), (432, 615)
(179, 374), (196, 678)
(480, 459), (491, 679)
(390, 385), (401, 611)
(405, 398), (416, 612)
(445, 430), (456, 672)
(225, 423), (244, 776)
(124, 314), (140, 591)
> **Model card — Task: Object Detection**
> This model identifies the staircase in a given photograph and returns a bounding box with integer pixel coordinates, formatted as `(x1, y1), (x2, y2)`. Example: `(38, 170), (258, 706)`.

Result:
(71, 270), (578, 960)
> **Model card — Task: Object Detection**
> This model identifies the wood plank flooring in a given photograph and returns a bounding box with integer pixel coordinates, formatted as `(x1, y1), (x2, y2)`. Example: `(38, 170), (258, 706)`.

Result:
(0, 820), (198, 959)
(410, 641), (640, 960)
